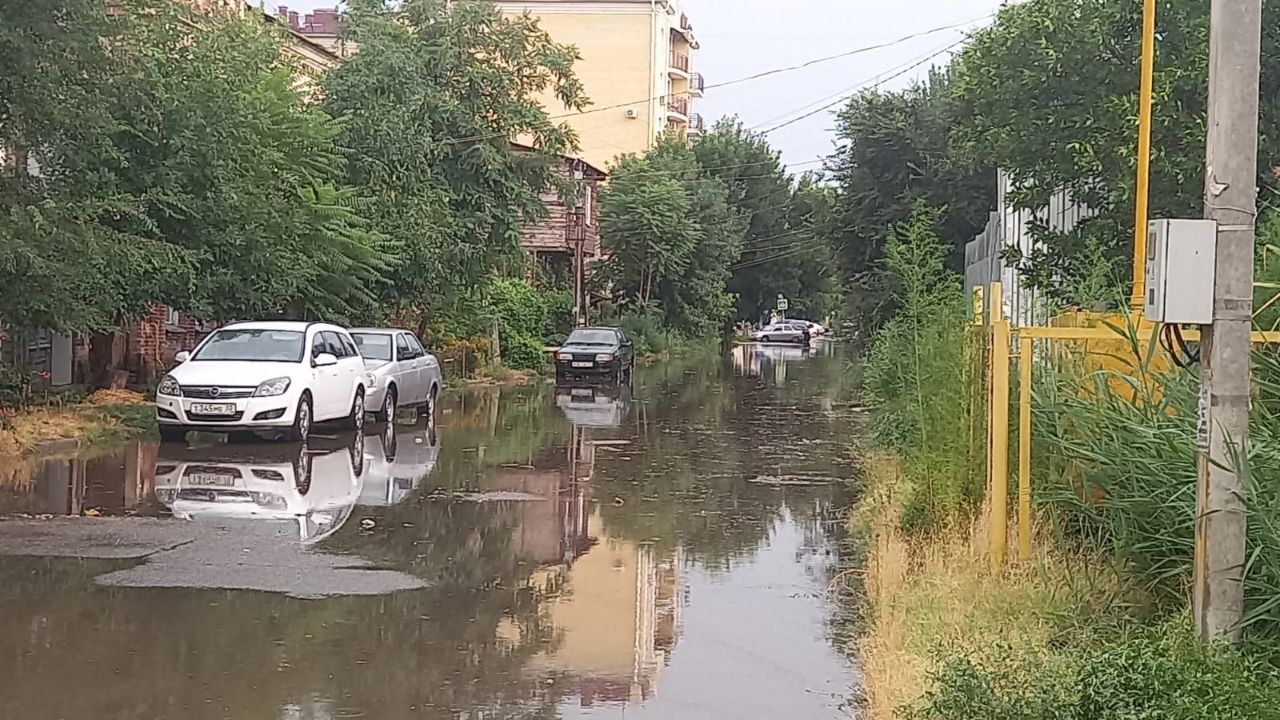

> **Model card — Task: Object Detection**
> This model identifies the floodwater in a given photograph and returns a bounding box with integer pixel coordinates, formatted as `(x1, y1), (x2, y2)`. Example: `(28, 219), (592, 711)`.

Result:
(0, 342), (862, 720)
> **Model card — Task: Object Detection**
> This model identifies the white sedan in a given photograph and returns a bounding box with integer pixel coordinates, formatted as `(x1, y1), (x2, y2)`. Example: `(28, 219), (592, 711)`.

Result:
(753, 322), (809, 344)
(155, 321), (369, 444)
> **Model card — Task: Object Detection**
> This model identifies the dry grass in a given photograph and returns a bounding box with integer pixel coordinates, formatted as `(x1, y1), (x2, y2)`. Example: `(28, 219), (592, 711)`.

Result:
(854, 453), (1124, 719)
(86, 388), (148, 406)
(0, 403), (139, 462)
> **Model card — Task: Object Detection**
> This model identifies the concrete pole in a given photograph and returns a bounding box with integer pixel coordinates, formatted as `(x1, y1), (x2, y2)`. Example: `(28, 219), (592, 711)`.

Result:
(1194, 0), (1261, 646)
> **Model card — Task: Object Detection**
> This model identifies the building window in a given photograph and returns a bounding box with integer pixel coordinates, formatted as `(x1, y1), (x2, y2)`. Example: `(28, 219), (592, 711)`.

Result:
(164, 306), (180, 327)
(584, 185), (594, 226)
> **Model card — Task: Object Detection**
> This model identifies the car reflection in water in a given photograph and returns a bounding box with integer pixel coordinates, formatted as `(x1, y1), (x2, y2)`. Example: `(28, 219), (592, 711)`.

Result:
(731, 341), (810, 381)
(153, 433), (365, 543)
(554, 380), (632, 429)
(358, 419), (439, 507)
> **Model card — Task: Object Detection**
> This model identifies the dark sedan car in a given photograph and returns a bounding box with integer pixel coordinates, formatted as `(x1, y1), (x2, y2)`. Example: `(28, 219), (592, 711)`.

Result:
(554, 327), (635, 381)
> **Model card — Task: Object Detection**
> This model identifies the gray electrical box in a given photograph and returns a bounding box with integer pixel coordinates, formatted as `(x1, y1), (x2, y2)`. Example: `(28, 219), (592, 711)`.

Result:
(1143, 219), (1217, 324)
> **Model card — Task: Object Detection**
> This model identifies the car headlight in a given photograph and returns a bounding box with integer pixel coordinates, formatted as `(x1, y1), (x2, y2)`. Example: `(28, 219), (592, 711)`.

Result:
(557, 352), (572, 361)
(366, 372), (377, 389)
(596, 353), (614, 362)
(253, 377), (292, 397)
(157, 375), (181, 397)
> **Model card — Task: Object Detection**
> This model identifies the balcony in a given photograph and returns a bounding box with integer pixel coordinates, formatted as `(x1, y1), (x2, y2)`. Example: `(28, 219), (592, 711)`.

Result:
(690, 72), (705, 97)
(665, 95), (690, 120)
(669, 51), (690, 77)
(688, 113), (705, 138)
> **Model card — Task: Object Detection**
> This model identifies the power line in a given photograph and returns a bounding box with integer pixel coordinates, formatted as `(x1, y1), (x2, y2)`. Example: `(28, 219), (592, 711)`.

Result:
(759, 37), (971, 136)
(440, 17), (991, 147)
(708, 13), (993, 92)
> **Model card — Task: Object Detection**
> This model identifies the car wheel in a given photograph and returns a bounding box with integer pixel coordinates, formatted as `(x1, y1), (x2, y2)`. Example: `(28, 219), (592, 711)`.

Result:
(760, 335), (771, 343)
(159, 426), (188, 444)
(417, 386), (438, 424)
(375, 385), (397, 424)
(344, 389), (366, 431)
(285, 394), (313, 443)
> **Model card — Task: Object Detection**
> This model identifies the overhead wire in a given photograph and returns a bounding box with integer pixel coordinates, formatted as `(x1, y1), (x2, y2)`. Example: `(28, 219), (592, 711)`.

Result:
(439, 15), (995, 147)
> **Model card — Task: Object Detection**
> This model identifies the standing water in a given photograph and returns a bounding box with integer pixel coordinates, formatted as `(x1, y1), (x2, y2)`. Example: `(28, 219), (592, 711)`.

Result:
(0, 342), (862, 719)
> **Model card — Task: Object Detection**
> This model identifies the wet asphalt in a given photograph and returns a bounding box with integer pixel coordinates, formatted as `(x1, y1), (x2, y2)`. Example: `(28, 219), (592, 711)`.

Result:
(0, 341), (861, 719)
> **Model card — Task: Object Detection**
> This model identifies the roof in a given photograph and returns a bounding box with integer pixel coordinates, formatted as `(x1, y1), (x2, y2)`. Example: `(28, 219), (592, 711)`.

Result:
(509, 142), (608, 180)
(222, 321), (329, 332)
(347, 327), (409, 334)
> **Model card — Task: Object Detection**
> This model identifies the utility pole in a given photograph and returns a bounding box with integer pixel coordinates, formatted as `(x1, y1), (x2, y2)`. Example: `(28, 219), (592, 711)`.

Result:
(1194, 0), (1262, 646)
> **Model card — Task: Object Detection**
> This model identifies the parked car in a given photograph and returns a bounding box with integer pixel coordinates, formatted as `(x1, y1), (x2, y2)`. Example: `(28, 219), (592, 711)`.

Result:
(798, 320), (827, 336)
(155, 321), (369, 444)
(349, 328), (442, 424)
(753, 322), (808, 344)
(554, 327), (636, 381)
(152, 433), (365, 543)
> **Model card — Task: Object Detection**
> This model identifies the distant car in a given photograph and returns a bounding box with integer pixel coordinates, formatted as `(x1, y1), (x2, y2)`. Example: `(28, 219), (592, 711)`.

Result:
(152, 434), (365, 543)
(155, 321), (369, 444)
(555, 327), (636, 380)
(798, 320), (827, 336)
(349, 328), (442, 424)
(753, 322), (807, 344)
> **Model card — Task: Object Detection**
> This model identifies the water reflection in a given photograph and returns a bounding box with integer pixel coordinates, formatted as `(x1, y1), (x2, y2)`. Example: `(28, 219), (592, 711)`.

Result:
(359, 420), (440, 507)
(154, 433), (365, 543)
(0, 345), (859, 719)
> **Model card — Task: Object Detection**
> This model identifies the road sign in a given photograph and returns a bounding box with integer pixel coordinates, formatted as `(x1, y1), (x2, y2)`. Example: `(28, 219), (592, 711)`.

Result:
(777, 295), (789, 311)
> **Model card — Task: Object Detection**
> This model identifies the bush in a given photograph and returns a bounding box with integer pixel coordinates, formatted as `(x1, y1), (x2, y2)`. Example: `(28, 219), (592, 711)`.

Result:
(906, 621), (1280, 720)
(501, 334), (547, 372)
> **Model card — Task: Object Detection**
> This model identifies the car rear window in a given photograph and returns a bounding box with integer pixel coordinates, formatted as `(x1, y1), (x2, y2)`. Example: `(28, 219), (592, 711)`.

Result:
(353, 333), (393, 362)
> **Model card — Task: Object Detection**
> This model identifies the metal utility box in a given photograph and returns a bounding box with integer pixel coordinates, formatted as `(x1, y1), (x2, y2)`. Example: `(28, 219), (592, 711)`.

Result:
(1144, 218), (1217, 324)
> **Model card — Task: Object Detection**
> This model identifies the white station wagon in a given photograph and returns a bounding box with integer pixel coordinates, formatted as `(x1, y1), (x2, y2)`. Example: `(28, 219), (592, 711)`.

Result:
(155, 321), (369, 443)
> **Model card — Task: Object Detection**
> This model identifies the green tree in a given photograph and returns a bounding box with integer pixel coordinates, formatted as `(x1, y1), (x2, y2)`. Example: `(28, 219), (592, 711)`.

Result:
(599, 135), (745, 335)
(324, 0), (587, 319)
(949, 0), (1280, 303)
(827, 69), (994, 330)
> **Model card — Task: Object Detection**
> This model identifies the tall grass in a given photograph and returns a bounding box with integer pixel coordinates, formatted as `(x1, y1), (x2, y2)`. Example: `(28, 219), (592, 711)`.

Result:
(863, 205), (981, 533)
(1032, 322), (1280, 647)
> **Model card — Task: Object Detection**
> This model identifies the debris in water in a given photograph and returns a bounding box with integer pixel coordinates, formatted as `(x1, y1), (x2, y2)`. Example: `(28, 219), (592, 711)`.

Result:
(83, 508), (102, 517)
(590, 440), (632, 446)
(359, 518), (377, 531)
(748, 475), (842, 486)
(455, 491), (545, 503)
(612, 496), (626, 506)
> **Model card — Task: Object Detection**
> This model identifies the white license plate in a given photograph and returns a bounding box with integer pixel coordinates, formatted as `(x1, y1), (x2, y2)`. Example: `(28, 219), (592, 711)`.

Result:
(190, 402), (236, 415)
(572, 362), (594, 368)
(188, 472), (236, 486)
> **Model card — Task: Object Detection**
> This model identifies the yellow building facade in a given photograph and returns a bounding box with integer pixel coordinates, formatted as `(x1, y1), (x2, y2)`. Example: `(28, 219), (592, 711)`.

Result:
(493, 0), (702, 171)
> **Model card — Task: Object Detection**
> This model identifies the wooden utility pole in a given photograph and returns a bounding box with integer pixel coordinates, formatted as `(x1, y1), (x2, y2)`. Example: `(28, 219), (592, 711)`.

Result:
(1194, 0), (1262, 646)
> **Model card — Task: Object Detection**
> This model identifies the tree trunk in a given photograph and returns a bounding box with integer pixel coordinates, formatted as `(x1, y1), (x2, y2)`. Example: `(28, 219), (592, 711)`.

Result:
(87, 330), (128, 390)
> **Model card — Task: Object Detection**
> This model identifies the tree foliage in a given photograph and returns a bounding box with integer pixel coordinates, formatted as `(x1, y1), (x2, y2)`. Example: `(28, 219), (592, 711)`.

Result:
(324, 0), (587, 316)
(599, 135), (745, 336)
(693, 118), (838, 322)
(949, 0), (1280, 302)
(827, 69), (994, 330)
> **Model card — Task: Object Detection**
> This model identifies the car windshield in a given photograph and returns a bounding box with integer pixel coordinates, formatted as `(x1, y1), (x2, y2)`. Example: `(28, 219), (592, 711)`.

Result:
(192, 329), (305, 362)
(352, 333), (393, 361)
(566, 329), (618, 346)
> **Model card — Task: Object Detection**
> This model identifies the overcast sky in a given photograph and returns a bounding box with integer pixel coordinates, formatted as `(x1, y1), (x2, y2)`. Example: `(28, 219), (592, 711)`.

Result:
(275, 0), (1006, 170)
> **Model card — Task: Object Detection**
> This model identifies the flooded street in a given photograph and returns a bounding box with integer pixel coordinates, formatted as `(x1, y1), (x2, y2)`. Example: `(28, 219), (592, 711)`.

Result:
(0, 343), (861, 720)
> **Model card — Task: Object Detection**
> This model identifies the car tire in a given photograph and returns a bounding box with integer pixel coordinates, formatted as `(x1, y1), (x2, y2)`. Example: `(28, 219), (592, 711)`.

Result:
(285, 393), (313, 444)
(343, 389), (366, 431)
(760, 335), (771, 343)
(416, 385), (438, 424)
(159, 426), (188, 444)
(374, 385), (397, 424)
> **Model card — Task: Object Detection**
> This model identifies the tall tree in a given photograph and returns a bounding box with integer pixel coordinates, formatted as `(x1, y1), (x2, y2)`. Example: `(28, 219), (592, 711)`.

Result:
(949, 0), (1280, 303)
(692, 118), (835, 323)
(324, 0), (587, 318)
(827, 69), (993, 329)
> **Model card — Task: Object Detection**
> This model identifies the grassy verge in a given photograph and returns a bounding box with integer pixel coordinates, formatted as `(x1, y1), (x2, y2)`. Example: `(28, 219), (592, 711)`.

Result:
(0, 390), (155, 458)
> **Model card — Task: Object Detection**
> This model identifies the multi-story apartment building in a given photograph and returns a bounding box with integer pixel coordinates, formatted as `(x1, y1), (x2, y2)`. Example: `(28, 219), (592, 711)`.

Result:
(492, 0), (702, 170)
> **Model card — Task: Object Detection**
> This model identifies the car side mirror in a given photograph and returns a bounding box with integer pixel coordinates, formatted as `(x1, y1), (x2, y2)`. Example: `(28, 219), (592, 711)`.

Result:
(174, 351), (191, 363)
(314, 353), (339, 367)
